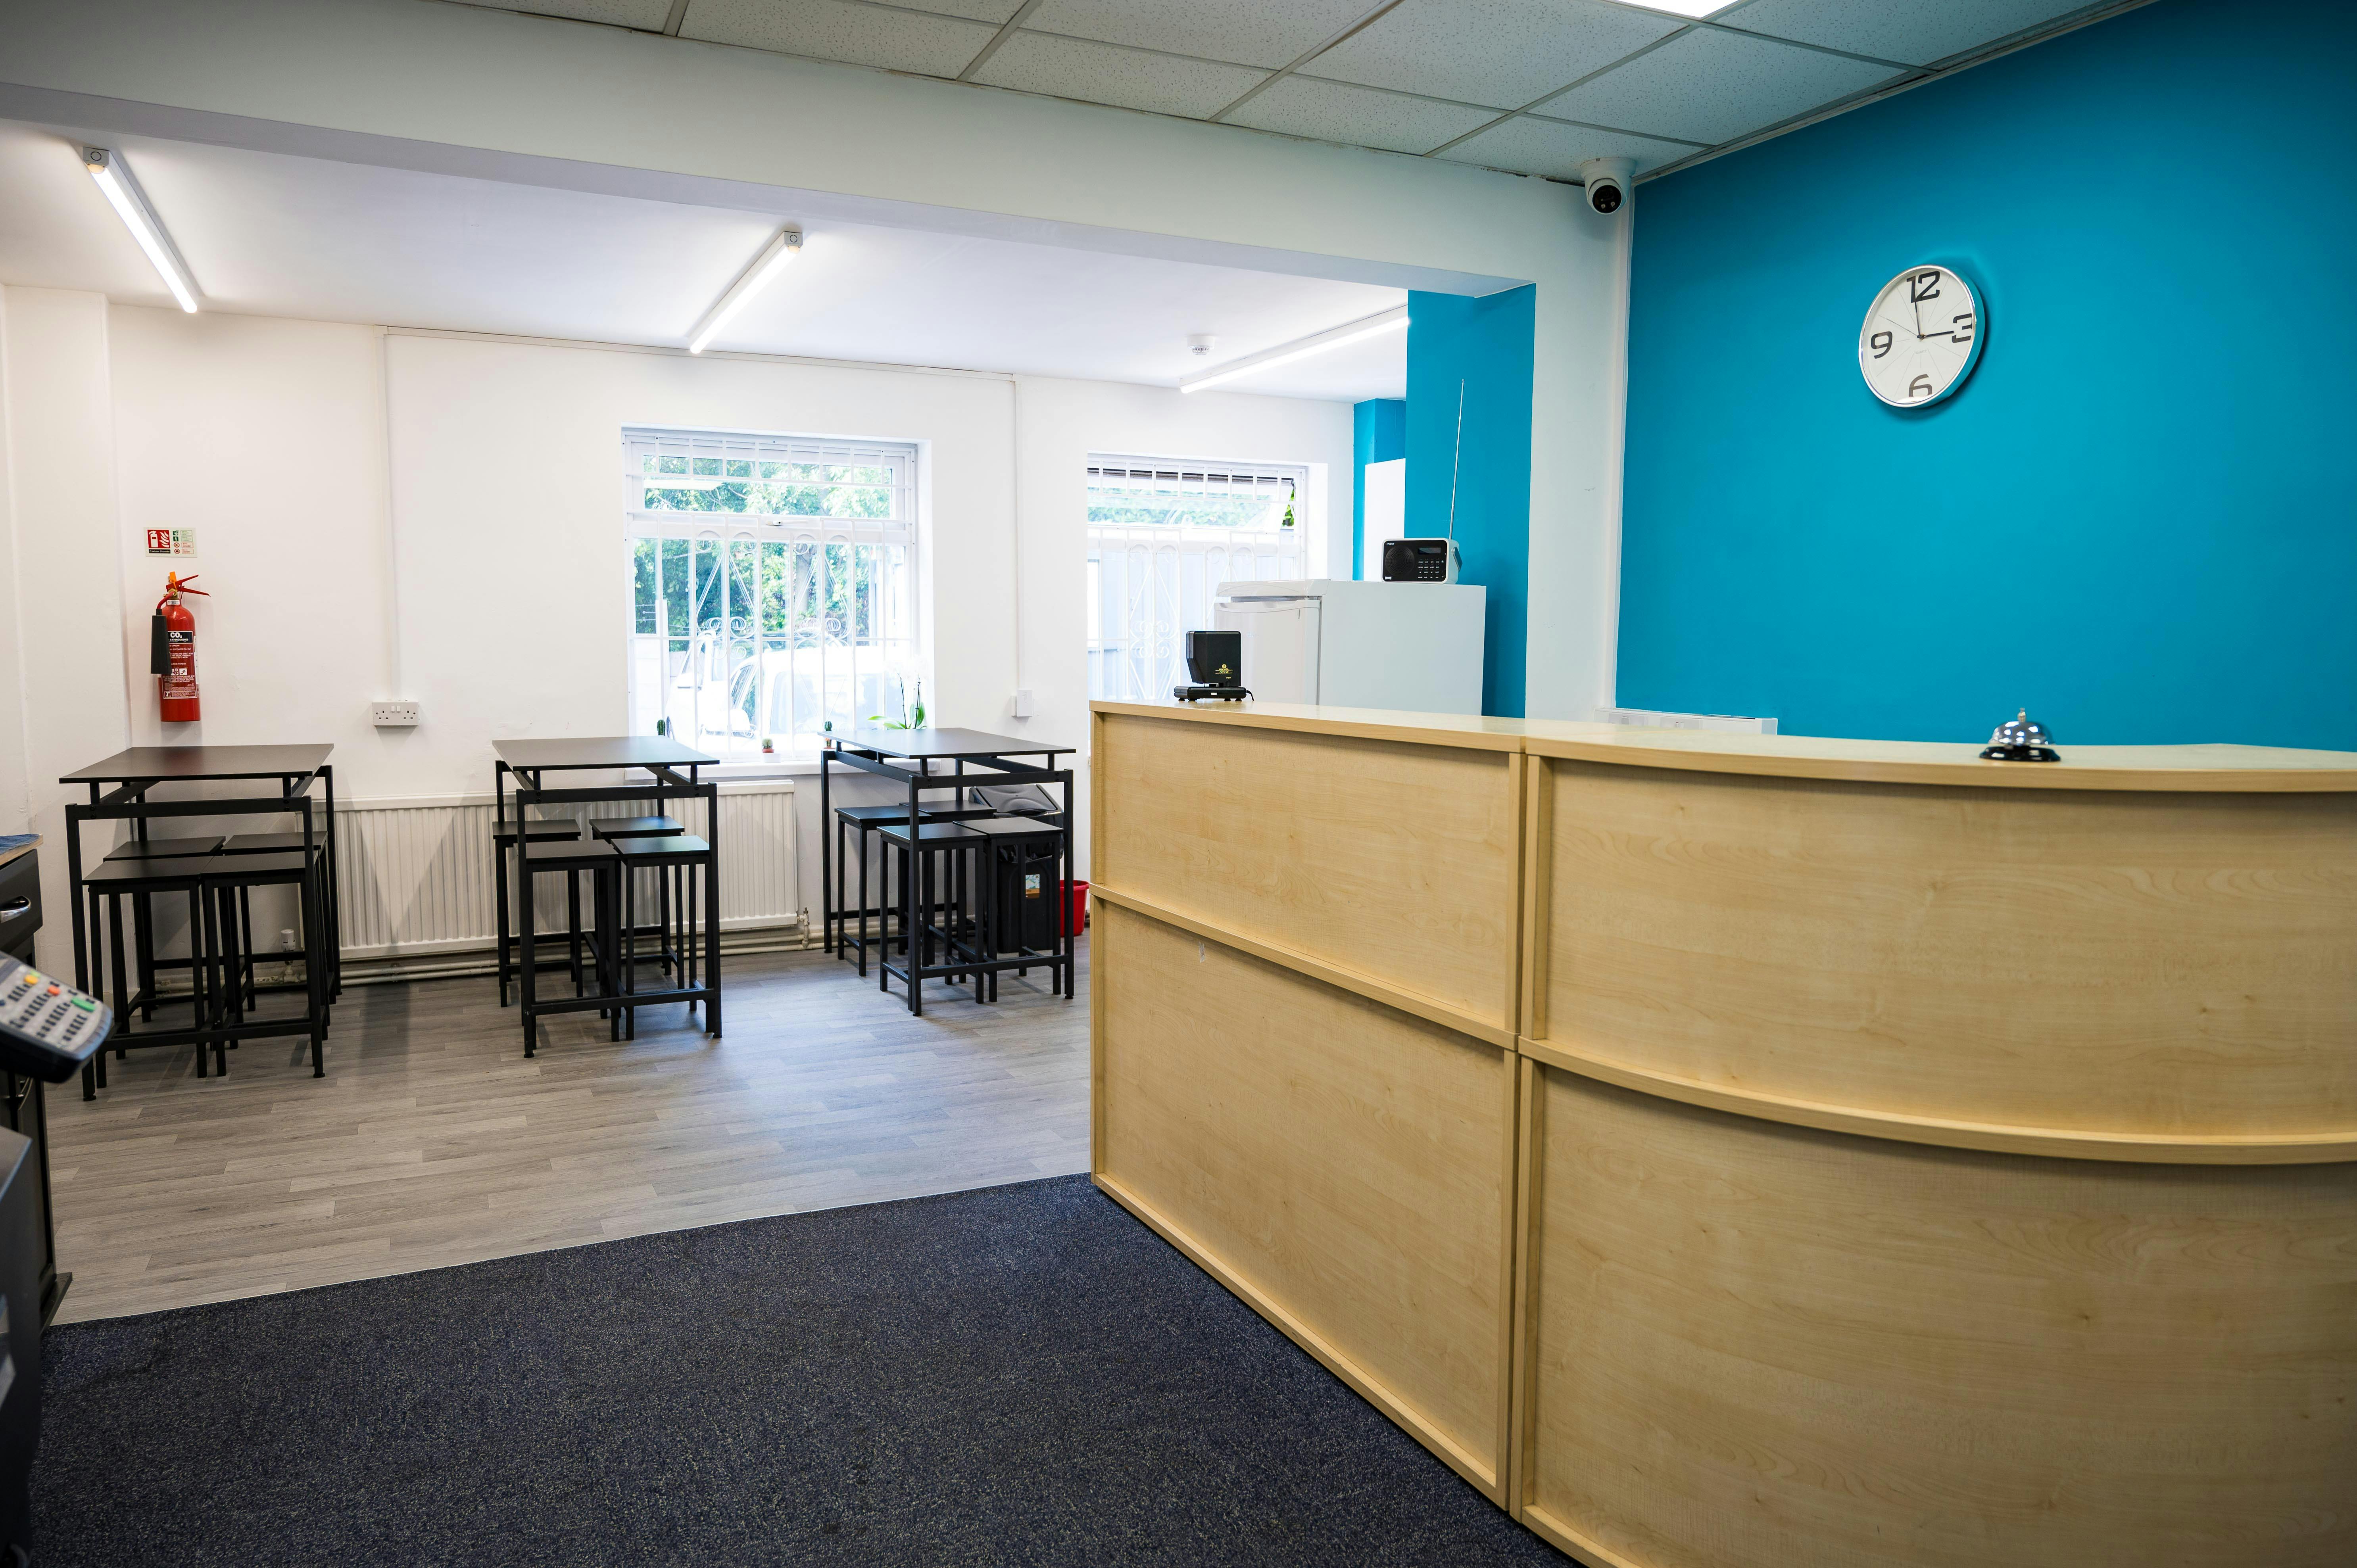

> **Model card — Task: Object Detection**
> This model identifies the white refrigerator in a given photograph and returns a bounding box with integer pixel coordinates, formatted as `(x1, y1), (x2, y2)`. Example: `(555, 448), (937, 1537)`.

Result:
(1212, 579), (1487, 715)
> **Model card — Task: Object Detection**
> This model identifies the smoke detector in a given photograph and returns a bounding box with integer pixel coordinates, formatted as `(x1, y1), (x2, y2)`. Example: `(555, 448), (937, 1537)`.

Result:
(1187, 334), (1216, 357)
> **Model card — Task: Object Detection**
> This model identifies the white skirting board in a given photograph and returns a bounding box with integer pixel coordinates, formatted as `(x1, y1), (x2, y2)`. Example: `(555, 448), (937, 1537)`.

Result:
(334, 781), (801, 962)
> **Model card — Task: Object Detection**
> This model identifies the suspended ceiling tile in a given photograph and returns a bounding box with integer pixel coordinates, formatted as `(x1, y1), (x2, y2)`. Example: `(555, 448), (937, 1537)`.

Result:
(1720, 0), (2100, 68)
(973, 32), (1268, 118)
(897, 0), (1028, 20)
(1226, 76), (1501, 155)
(465, 0), (678, 27)
(1541, 24), (1905, 144)
(1434, 114), (1702, 178)
(1022, 0), (1379, 71)
(680, 0), (999, 77)
(1302, 0), (1681, 111)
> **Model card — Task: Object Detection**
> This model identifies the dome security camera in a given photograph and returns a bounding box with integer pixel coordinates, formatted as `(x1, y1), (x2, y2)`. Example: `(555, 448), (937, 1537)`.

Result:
(1578, 157), (1634, 217)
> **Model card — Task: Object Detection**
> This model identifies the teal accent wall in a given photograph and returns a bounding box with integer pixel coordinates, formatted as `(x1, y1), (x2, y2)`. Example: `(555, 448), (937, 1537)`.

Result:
(1350, 398), (1406, 581)
(1408, 287), (1534, 717)
(1618, 0), (2357, 749)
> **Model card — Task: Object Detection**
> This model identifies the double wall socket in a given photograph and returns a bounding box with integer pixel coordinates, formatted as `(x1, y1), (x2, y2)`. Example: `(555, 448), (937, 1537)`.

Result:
(371, 701), (421, 727)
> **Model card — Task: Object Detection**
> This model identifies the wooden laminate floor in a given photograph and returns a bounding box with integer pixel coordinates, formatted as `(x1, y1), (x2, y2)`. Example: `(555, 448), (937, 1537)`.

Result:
(45, 939), (1089, 1323)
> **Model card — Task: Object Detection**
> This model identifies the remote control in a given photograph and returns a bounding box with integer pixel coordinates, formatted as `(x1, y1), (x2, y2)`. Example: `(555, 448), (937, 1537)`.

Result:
(0, 956), (112, 1082)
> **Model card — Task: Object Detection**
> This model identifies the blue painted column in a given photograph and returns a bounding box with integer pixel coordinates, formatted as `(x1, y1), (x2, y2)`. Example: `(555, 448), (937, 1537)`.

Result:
(1350, 398), (1406, 580)
(1407, 287), (1535, 717)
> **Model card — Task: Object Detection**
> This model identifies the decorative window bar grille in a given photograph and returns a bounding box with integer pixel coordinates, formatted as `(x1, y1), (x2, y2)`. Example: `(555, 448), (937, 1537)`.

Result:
(623, 427), (919, 759)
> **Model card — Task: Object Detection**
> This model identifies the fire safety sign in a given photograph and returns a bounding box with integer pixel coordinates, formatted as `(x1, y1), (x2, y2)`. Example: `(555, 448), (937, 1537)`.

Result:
(144, 528), (196, 556)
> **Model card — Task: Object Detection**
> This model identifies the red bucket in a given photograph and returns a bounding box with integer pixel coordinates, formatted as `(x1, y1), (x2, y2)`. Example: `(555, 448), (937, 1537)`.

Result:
(1063, 879), (1089, 934)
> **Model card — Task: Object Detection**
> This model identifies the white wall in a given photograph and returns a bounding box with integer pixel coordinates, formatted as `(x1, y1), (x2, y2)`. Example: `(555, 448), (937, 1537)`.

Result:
(0, 299), (1349, 953)
(0, 294), (28, 840)
(0, 0), (1628, 720)
(0, 288), (133, 970)
(108, 309), (391, 756)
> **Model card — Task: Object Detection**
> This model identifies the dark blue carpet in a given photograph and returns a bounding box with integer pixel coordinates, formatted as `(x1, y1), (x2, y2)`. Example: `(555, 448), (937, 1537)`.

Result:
(32, 1176), (1562, 1565)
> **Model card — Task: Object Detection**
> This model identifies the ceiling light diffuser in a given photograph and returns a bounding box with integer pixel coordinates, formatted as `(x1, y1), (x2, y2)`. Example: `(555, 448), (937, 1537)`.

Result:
(1179, 307), (1409, 394)
(687, 228), (803, 354)
(82, 147), (200, 313)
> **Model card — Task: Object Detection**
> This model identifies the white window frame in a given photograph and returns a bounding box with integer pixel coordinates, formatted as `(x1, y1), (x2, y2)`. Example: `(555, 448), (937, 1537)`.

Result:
(623, 426), (921, 761)
(1085, 455), (1310, 704)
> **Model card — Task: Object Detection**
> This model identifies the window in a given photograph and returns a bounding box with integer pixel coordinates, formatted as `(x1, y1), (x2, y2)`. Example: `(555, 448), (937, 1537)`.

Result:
(1086, 457), (1308, 702)
(624, 427), (918, 760)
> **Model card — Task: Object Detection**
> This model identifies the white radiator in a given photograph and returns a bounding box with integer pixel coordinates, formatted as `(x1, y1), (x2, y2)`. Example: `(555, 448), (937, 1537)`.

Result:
(334, 783), (800, 962)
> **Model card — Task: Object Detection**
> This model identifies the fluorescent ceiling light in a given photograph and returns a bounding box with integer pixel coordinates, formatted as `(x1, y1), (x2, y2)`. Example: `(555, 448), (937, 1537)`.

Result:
(82, 147), (200, 313)
(1179, 307), (1409, 394)
(687, 228), (803, 353)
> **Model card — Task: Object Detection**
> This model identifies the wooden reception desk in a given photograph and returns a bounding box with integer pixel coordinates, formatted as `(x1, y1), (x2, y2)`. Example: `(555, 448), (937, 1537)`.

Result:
(1087, 701), (2357, 1568)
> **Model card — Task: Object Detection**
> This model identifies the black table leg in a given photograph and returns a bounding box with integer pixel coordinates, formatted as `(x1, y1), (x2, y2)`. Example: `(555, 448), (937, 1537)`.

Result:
(519, 849), (539, 1059)
(819, 745), (832, 953)
(303, 869), (325, 1077)
(701, 779), (721, 1038)
(495, 834), (513, 1007)
(322, 764), (342, 1000)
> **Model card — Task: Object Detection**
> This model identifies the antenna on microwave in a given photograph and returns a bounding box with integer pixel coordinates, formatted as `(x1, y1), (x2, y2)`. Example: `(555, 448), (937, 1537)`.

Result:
(1445, 379), (1466, 544)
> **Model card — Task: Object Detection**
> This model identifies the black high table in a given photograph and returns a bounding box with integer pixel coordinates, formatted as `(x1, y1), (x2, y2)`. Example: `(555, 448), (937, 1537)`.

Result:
(819, 726), (1076, 1015)
(492, 737), (722, 1053)
(60, 745), (342, 1099)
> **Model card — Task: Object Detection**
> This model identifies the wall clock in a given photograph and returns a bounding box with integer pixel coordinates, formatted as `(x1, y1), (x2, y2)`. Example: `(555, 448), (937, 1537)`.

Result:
(1858, 264), (1983, 408)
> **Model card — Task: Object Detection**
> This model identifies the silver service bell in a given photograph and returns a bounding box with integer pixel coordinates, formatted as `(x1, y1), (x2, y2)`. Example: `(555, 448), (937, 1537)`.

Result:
(1980, 708), (2060, 762)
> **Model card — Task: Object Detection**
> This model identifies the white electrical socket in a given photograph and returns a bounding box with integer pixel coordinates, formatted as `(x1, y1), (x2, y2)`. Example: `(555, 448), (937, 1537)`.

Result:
(371, 701), (421, 727)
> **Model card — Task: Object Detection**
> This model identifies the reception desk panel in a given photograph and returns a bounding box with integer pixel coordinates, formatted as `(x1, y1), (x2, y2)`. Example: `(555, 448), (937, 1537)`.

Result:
(1532, 759), (2357, 1148)
(1520, 1069), (2357, 1568)
(1092, 706), (1522, 1036)
(1091, 898), (1517, 1495)
(1093, 702), (2357, 1565)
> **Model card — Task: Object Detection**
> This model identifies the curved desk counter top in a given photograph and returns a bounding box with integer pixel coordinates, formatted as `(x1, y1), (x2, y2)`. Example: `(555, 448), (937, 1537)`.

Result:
(1087, 700), (2357, 1568)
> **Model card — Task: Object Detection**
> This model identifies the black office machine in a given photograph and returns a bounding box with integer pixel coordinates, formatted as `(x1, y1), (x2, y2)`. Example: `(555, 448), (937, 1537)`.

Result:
(0, 956), (110, 1566)
(1172, 629), (1251, 702)
(1381, 538), (1462, 583)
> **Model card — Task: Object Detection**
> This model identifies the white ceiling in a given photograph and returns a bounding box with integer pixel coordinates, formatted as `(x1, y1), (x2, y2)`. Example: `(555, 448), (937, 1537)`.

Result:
(461, 0), (2125, 179)
(0, 122), (1407, 399)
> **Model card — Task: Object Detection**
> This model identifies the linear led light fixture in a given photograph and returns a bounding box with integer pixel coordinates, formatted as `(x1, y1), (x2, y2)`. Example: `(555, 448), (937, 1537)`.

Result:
(687, 227), (803, 353)
(1179, 306), (1408, 394)
(82, 148), (200, 313)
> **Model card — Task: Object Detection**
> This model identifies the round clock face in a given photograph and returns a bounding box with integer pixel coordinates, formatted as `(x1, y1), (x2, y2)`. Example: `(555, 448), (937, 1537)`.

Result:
(1859, 265), (1982, 407)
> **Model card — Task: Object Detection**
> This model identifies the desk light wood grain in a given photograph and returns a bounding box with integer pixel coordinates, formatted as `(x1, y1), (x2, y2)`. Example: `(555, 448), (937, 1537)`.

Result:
(1090, 900), (1516, 1501)
(1517, 1073), (2357, 1568)
(1091, 708), (1520, 1033)
(1091, 701), (2357, 1568)
(1528, 760), (2357, 1149)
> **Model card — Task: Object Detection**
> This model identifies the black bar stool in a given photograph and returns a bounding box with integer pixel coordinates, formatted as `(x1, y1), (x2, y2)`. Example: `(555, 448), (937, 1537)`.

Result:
(80, 852), (215, 1096)
(199, 851), (329, 1081)
(588, 816), (681, 840)
(612, 833), (715, 1040)
(218, 831), (333, 1013)
(833, 805), (958, 975)
(101, 835), (223, 1022)
(494, 818), (585, 1007)
(592, 816), (683, 984)
(874, 821), (989, 1013)
(964, 816), (1072, 1000)
(516, 835), (621, 1057)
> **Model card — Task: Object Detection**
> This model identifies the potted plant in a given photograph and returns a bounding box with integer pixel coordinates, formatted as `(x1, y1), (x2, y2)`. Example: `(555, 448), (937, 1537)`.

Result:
(868, 677), (926, 731)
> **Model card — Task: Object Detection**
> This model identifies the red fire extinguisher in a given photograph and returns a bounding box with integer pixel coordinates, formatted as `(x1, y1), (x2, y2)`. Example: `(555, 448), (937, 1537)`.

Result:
(152, 571), (208, 723)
